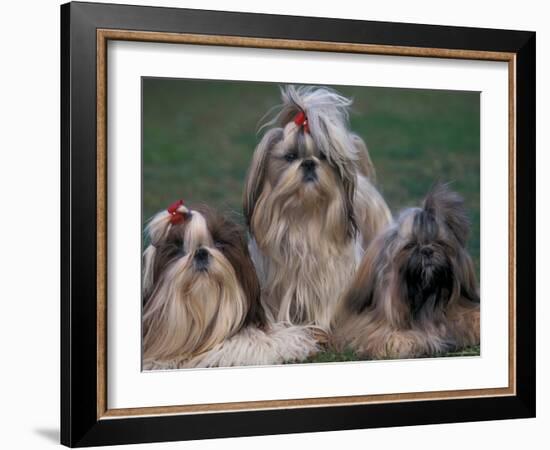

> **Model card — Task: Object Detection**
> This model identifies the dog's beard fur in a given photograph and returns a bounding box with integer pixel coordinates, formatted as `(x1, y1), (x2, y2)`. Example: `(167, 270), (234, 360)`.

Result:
(332, 183), (480, 359)
(244, 86), (391, 330)
(251, 175), (358, 330)
(143, 248), (248, 364)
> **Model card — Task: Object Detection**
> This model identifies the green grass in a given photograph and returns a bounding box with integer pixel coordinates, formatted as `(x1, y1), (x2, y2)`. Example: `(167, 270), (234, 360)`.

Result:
(303, 345), (481, 364)
(143, 78), (481, 361)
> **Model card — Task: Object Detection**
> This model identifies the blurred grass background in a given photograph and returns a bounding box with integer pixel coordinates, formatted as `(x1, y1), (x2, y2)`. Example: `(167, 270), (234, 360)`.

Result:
(143, 78), (480, 360)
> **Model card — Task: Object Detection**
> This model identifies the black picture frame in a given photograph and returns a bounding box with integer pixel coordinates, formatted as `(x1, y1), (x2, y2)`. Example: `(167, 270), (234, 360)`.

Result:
(61, 1), (536, 447)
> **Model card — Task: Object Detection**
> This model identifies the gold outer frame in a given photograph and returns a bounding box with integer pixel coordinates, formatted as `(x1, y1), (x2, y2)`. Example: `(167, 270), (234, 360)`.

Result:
(96, 29), (516, 420)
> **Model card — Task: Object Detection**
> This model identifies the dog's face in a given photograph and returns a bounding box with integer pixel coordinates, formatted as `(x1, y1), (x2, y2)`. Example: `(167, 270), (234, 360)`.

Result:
(142, 202), (264, 363)
(259, 123), (350, 212)
(393, 208), (456, 317)
(243, 87), (373, 244)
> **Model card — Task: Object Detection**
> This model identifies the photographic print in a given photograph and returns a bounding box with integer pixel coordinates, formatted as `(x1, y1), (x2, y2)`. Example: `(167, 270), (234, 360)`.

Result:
(141, 79), (481, 370)
(62, 4), (535, 445)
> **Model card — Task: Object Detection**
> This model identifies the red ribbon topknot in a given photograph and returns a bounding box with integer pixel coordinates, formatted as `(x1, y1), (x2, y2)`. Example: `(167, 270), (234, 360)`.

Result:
(293, 110), (309, 133)
(167, 199), (185, 225)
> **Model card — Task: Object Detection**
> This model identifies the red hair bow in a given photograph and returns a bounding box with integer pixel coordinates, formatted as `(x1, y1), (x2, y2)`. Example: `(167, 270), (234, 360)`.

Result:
(293, 110), (309, 133)
(167, 199), (185, 225)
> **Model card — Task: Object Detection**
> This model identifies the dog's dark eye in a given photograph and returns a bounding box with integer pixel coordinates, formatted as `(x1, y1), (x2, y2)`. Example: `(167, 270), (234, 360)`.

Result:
(172, 239), (186, 256)
(403, 242), (415, 250)
(164, 242), (186, 258)
(214, 241), (225, 250)
(284, 152), (298, 162)
(318, 152), (326, 161)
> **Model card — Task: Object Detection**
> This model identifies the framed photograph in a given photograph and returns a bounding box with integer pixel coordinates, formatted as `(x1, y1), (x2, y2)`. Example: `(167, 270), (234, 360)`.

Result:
(61, 1), (536, 447)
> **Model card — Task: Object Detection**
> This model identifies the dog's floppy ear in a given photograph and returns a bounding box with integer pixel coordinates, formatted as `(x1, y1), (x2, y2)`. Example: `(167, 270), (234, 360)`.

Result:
(142, 210), (173, 301)
(457, 250), (480, 304)
(243, 128), (282, 226)
(423, 182), (470, 246)
(350, 133), (376, 182)
(142, 245), (157, 302)
(211, 211), (268, 328)
(344, 235), (385, 313)
(239, 248), (267, 328)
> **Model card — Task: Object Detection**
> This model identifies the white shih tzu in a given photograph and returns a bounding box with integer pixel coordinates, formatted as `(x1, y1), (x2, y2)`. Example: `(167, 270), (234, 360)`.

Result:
(243, 86), (391, 330)
(142, 200), (319, 370)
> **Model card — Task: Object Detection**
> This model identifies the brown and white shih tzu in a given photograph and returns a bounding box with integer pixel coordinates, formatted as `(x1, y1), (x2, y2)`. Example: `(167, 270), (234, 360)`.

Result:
(332, 184), (480, 359)
(243, 86), (391, 330)
(142, 200), (318, 370)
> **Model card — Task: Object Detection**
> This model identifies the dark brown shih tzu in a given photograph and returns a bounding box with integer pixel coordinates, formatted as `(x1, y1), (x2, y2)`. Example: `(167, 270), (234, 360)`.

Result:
(142, 200), (318, 370)
(332, 184), (480, 359)
(243, 86), (391, 330)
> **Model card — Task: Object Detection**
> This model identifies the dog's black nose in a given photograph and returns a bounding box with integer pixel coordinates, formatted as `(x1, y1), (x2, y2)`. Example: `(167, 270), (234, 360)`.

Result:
(194, 248), (210, 270)
(195, 247), (209, 261)
(300, 159), (316, 172)
(421, 247), (433, 257)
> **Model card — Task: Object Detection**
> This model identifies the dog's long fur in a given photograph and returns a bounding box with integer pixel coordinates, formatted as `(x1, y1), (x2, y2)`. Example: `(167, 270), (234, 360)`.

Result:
(244, 86), (391, 330)
(332, 184), (480, 359)
(142, 203), (318, 369)
(145, 321), (319, 370)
